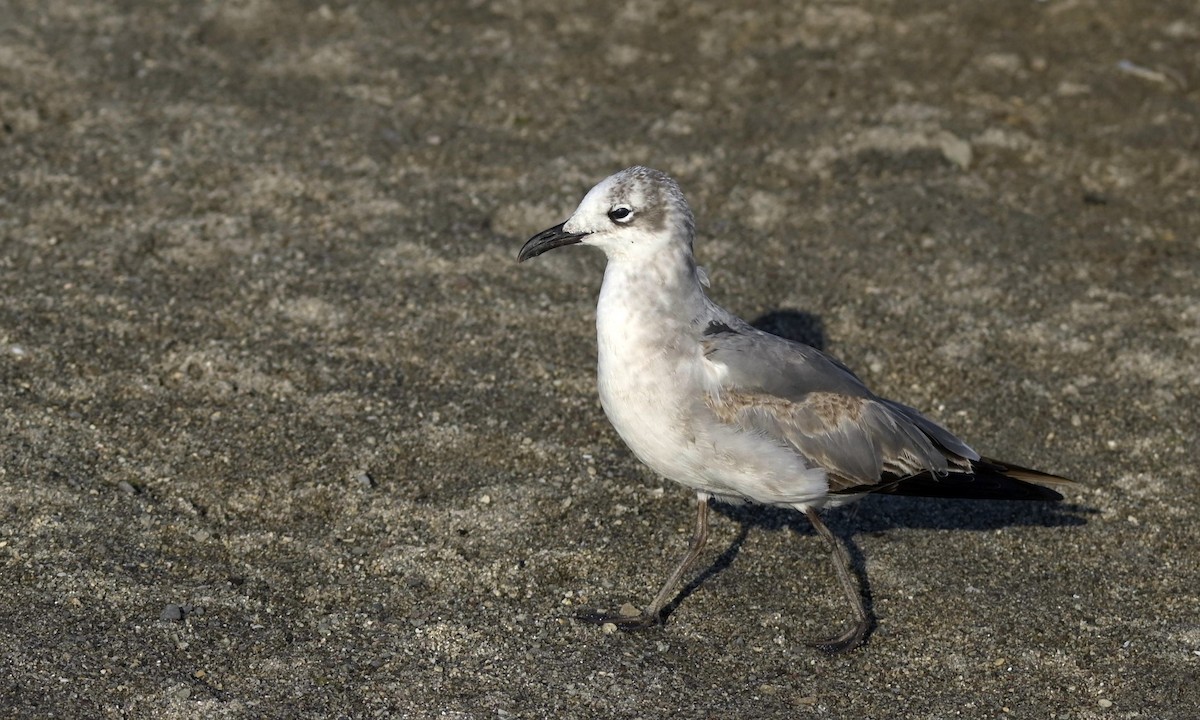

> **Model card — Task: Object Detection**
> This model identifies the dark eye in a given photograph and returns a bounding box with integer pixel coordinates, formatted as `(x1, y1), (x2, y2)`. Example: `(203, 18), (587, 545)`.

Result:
(608, 205), (633, 223)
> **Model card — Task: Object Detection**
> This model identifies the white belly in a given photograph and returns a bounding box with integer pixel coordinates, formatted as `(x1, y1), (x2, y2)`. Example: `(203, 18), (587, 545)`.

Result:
(597, 328), (702, 482)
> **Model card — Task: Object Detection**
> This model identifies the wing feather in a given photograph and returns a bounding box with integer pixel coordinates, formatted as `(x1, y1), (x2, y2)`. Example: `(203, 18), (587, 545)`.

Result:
(702, 319), (974, 491)
(706, 389), (957, 491)
(700, 319), (1073, 499)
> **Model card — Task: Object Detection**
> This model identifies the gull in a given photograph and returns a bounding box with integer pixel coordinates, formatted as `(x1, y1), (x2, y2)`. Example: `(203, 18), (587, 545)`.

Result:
(517, 166), (1074, 653)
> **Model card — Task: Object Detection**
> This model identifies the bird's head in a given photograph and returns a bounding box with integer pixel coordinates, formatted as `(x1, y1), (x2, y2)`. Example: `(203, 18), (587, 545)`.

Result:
(518, 166), (695, 263)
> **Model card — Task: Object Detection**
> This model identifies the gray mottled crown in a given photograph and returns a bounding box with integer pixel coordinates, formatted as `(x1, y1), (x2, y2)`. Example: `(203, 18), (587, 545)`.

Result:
(608, 166), (696, 243)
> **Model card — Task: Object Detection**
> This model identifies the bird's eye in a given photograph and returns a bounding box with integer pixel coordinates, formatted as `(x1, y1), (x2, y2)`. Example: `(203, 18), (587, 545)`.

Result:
(608, 205), (634, 223)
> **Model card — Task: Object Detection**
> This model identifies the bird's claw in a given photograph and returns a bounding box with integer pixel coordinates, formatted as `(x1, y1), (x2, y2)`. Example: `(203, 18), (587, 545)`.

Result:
(806, 619), (869, 655)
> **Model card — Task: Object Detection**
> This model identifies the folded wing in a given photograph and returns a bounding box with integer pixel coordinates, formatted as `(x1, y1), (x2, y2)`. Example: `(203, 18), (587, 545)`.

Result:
(701, 319), (1071, 500)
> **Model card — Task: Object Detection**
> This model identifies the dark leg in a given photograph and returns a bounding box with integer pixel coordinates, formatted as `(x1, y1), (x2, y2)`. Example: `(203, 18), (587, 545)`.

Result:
(577, 493), (711, 629)
(803, 507), (869, 654)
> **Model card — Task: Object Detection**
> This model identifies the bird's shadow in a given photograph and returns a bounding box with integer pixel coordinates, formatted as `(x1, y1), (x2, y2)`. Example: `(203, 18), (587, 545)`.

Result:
(751, 309), (827, 350)
(659, 496), (1094, 644)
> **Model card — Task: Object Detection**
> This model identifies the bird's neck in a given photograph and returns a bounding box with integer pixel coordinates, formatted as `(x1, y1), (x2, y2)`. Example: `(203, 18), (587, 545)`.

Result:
(596, 246), (709, 343)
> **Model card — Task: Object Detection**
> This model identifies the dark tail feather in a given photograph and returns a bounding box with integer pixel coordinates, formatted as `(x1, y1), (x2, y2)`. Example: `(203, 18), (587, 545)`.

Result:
(835, 457), (1075, 501)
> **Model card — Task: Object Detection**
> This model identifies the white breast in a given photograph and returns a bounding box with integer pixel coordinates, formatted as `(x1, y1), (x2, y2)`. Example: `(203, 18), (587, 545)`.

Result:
(595, 265), (700, 479)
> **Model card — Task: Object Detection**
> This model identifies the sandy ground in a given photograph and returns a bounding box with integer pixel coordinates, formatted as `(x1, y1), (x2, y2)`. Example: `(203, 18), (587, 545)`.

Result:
(2, 1), (1198, 718)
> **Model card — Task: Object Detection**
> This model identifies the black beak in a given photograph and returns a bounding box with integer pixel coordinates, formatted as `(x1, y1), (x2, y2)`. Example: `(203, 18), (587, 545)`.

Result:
(517, 222), (588, 263)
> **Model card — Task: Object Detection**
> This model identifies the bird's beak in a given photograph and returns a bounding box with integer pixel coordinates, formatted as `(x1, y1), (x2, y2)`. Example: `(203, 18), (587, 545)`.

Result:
(517, 222), (588, 263)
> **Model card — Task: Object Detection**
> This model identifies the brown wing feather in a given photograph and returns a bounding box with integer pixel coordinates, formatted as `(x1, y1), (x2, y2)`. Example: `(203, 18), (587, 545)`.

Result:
(707, 390), (965, 493)
(706, 389), (1074, 500)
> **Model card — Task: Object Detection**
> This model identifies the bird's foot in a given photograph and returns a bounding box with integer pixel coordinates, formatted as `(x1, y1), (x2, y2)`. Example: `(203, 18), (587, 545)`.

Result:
(807, 618), (869, 655)
(575, 602), (662, 631)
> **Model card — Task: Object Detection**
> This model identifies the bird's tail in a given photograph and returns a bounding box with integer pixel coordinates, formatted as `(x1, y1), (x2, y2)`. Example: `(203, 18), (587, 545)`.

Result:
(859, 457), (1075, 501)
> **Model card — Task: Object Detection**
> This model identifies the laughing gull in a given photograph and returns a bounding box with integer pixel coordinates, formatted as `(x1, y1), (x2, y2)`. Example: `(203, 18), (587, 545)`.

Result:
(518, 166), (1073, 653)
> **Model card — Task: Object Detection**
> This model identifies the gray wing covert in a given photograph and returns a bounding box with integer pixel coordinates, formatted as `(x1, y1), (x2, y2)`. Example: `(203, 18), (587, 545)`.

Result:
(700, 321), (873, 400)
(701, 324), (977, 491)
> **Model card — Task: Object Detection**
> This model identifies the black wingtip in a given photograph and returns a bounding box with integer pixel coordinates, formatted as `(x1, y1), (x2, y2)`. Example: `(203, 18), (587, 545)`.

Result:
(977, 457), (1074, 487)
(833, 458), (1074, 501)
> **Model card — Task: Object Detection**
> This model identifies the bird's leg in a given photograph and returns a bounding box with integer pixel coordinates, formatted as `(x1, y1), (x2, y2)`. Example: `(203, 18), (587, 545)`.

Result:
(803, 507), (869, 654)
(577, 493), (710, 629)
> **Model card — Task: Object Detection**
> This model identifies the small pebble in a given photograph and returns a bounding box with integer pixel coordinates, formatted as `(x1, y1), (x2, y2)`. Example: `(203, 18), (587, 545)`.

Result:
(601, 623), (617, 634)
(161, 604), (184, 622)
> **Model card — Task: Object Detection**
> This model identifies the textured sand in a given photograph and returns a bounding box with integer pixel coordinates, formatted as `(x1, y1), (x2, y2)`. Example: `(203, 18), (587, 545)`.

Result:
(2, 1), (1198, 717)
